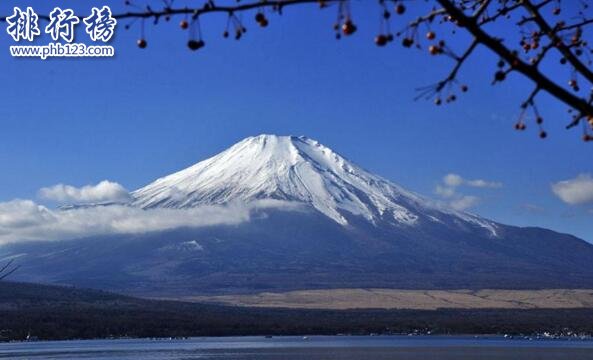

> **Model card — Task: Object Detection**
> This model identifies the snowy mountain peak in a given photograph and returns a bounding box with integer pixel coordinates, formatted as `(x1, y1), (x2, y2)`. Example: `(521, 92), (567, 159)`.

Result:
(131, 135), (497, 234)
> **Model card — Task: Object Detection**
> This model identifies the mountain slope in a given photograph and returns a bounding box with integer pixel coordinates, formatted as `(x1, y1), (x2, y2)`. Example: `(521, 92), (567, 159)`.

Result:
(132, 134), (497, 234)
(3, 134), (593, 295)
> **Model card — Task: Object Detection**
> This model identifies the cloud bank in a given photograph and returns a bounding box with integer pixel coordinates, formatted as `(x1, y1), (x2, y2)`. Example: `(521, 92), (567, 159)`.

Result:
(449, 195), (481, 211)
(552, 174), (593, 205)
(435, 173), (502, 211)
(443, 173), (502, 189)
(0, 199), (301, 245)
(39, 180), (131, 203)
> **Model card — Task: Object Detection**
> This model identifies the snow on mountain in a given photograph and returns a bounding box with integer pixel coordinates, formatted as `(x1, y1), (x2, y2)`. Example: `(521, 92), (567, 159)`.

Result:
(12, 135), (593, 294)
(131, 135), (497, 235)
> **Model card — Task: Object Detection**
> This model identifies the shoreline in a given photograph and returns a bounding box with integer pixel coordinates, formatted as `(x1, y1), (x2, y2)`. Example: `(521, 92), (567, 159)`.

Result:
(3, 331), (593, 344)
(3, 333), (593, 345)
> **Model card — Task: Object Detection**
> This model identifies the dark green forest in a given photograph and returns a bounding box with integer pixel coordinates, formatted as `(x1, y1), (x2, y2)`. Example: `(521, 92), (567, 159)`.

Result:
(2, 282), (593, 341)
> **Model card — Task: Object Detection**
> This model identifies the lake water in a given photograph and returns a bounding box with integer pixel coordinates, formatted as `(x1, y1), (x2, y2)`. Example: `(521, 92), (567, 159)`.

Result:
(1, 335), (593, 360)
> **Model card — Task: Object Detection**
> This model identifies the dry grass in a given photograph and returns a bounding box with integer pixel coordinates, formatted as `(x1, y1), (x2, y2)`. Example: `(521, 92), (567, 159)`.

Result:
(180, 289), (593, 310)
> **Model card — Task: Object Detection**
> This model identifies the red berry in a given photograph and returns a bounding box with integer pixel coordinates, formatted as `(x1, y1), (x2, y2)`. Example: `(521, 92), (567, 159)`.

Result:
(342, 20), (357, 35)
(137, 39), (147, 49)
(375, 34), (388, 47)
(255, 13), (265, 23)
(188, 39), (205, 51)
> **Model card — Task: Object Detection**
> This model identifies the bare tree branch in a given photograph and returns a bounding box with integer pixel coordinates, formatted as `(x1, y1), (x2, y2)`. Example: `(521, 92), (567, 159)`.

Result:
(0, 0), (345, 23)
(436, 0), (593, 123)
(1, 0), (593, 141)
(521, 0), (593, 85)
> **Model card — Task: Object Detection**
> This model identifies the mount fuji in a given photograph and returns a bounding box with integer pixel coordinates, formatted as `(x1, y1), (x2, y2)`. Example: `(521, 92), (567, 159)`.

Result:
(4, 135), (593, 296)
(131, 135), (497, 233)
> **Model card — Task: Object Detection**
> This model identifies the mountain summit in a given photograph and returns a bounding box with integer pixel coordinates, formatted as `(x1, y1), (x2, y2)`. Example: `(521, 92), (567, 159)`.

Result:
(5, 135), (593, 295)
(132, 135), (496, 234)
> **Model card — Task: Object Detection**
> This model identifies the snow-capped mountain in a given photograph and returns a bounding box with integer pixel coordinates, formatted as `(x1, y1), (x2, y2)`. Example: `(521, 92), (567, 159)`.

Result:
(4, 134), (593, 296)
(131, 135), (496, 234)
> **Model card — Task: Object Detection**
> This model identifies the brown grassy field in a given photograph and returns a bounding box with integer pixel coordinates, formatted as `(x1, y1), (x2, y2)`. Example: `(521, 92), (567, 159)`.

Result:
(181, 289), (593, 310)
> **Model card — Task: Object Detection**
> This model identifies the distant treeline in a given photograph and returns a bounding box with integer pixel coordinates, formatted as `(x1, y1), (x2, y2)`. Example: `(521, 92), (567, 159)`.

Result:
(2, 282), (593, 340)
(4, 305), (593, 341)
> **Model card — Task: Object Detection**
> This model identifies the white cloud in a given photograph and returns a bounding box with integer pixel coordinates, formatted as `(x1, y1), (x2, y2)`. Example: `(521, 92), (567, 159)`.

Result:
(552, 174), (593, 205)
(0, 199), (303, 245)
(39, 180), (131, 204)
(435, 173), (501, 212)
(435, 185), (455, 198)
(443, 173), (502, 189)
(449, 195), (480, 211)
(466, 179), (503, 188)
(443, 173), (463, 187)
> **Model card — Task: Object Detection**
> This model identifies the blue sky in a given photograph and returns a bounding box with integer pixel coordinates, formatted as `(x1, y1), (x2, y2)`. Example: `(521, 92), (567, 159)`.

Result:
(0, 1), (592, 241)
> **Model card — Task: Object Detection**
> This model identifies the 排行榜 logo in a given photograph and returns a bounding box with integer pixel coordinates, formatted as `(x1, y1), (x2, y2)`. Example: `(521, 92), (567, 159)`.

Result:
(6, 7), (40, 42)
(45, 8), (79, 42)
(6, 6), (117, 60)
(83, 6), (117, 42)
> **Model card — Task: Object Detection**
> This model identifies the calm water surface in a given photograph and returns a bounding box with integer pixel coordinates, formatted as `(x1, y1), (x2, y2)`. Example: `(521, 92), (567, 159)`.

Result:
(1, 335), (593, 360)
